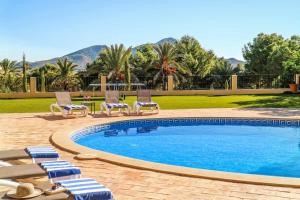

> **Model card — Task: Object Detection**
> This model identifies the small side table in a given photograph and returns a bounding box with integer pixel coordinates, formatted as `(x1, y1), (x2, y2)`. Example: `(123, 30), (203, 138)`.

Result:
(81, 101), (96, 114)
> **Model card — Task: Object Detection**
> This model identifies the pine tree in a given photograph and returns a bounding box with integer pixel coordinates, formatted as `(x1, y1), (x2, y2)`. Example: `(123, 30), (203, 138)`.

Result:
(40, 68), (46, 92)
(22, 53), (28, 92)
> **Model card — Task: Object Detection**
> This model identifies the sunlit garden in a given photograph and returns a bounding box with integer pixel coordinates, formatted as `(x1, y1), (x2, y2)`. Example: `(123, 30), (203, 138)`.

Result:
(0, 94), (300, 113)
(2, 1), (300, 200)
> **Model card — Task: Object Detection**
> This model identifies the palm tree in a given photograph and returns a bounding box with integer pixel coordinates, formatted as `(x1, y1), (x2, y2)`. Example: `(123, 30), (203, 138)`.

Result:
(101, 44), (132, 83)
(52, 58), (79, 91)
(0, 59), (21, 92)
(211, 58), (234, 89)
(213, 59), (235, 76)
(148, 43), (191, 89)
(30, 63), (58, 92)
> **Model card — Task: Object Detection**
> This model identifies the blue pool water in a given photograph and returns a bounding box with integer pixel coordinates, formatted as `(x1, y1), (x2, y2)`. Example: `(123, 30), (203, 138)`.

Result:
(75, 119), (300, 178)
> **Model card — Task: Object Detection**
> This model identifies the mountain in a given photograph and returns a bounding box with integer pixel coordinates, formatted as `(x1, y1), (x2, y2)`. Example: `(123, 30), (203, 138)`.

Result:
(28, 45), (106, 70)
(28, 38), (177, 70)
(156, 37), (177, 44)
(27, 37), (244, 70)
(132, 37), (176, 54)
(226, 58), (245, 68)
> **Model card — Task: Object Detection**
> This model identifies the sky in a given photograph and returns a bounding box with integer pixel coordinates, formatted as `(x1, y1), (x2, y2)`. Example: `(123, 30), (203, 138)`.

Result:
(0, 0), (300, 61)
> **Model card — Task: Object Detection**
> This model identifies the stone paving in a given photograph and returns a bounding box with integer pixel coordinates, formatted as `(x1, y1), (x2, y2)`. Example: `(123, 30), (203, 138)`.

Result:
(1, 108), (300, 200)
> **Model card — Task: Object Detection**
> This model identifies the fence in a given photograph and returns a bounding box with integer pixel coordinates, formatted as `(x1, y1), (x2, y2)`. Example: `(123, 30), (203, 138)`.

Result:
(36, 76), (99, 92)
(35, 76), (168, 92)
(1, 74), (299, 98)
(175, 75), (232, 90)
(237, 74), (291, 89)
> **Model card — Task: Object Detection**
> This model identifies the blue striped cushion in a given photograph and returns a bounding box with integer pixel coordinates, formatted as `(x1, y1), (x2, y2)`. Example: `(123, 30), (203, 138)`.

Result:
(106, 103), (128, 109)
(63, 104), (87, 111)
(137, 102), (158, 107)
(26, 146), (59, 159)
(58, 178), (113, 200)
(40, 160), (81, 179)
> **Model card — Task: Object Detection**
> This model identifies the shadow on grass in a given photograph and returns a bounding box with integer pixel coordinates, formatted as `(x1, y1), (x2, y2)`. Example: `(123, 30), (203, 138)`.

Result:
(234, 94), (300, 117)
(234, 94), (300, 108)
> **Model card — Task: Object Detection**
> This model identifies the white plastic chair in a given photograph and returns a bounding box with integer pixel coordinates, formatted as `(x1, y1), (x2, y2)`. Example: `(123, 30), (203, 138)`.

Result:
(50, 92), (88, 118)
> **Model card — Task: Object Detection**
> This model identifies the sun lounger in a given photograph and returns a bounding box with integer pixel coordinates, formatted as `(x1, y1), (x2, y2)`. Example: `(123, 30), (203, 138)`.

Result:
(133, 90), (159, 115)
(0, 178), (113, 200)
(57, 178), (113, 200)
(0, 149), (28, 161)
(0, 189), (69, 200)
(0, 146), (59, 164)
(0, 161), (81, 183)
(50, 92), (88, 118)
(0, 164), (46, 179)
(100, 91), (130, 116)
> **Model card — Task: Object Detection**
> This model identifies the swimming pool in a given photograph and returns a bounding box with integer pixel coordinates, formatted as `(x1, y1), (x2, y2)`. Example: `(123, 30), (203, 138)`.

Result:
(73, 118), (300, 178)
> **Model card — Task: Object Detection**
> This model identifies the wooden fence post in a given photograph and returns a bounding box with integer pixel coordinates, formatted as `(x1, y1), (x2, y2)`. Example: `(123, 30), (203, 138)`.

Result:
(295, 74), (300, 85)
(30, 77), (37, 93)
(100, 76), (106, 94)
(231, 75), (238, 91)
(167, 76), (174, 91)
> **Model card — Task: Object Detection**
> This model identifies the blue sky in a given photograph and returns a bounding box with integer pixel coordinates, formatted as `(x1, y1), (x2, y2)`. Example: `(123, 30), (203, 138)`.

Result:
(0, 0), (299, 61)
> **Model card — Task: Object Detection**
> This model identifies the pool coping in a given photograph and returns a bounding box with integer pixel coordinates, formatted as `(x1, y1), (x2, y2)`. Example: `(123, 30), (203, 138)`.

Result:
(51, 116), (300, 188)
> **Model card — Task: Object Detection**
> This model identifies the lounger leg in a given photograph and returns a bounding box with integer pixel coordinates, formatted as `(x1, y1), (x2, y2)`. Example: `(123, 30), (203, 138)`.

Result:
(50, 104), (62, 115)
(126, 107), (130, 115)
(100, 105), (103, 113)
(133, 103), (136, 113)
(50, 104), (55, 115)
(62, 109), (68, 118)
(84, 107), (89, 116)
(100, 103), (105, 114)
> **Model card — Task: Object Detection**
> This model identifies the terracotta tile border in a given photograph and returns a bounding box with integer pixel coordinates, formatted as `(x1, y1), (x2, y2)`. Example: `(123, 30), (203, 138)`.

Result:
(51, 116), (300, 188)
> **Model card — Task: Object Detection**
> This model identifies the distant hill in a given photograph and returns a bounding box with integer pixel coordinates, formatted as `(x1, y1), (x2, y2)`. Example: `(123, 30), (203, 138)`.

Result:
(27, 38), (244, 70)
(156, 37), (177, 44)
(28, 38), (177, 70)
(132, 37), (176, 54)
(226, 58), (245, 68)
(28, 45), (106, 70)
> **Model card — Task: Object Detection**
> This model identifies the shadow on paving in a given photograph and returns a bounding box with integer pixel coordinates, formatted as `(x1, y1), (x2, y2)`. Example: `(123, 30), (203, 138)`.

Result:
(34, 113), (112, 121)
(34, 112), (157, 121)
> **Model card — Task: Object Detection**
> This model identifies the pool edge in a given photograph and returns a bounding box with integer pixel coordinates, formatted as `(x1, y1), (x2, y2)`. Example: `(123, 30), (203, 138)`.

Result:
(51, 116), (300, 188)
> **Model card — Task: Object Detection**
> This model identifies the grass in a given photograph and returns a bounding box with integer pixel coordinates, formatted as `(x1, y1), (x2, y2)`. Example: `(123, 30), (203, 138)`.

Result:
(0, 94), (300, 113)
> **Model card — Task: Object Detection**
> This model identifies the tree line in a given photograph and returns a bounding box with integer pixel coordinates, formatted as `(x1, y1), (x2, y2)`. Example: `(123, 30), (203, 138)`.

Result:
(1, 34), (300, 92)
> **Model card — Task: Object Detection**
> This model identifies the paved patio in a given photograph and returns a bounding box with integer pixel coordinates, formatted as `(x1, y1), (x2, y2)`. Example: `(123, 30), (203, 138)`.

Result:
(2, 108), (300, 200)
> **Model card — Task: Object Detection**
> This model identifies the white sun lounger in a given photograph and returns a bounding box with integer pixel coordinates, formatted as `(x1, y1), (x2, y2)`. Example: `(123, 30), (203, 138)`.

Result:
(50, 92), (88, 118)
(133, 90), (159, 115)
(100, 91), (130, 116)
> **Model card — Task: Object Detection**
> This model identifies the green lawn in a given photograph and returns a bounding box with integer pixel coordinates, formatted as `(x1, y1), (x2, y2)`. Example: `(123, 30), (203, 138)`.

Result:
(0, 94), (300, 113)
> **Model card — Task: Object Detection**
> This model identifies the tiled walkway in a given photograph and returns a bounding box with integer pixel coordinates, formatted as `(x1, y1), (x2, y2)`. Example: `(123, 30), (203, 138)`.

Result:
(1, 108), (300, 200)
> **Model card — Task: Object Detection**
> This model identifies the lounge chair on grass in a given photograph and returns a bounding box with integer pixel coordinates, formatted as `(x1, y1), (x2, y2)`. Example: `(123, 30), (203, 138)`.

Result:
(50, 92), (88, 118)
(133, 90), (159, 115)
(0, 146), (59, 164)
(100, 91), (130, 116)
